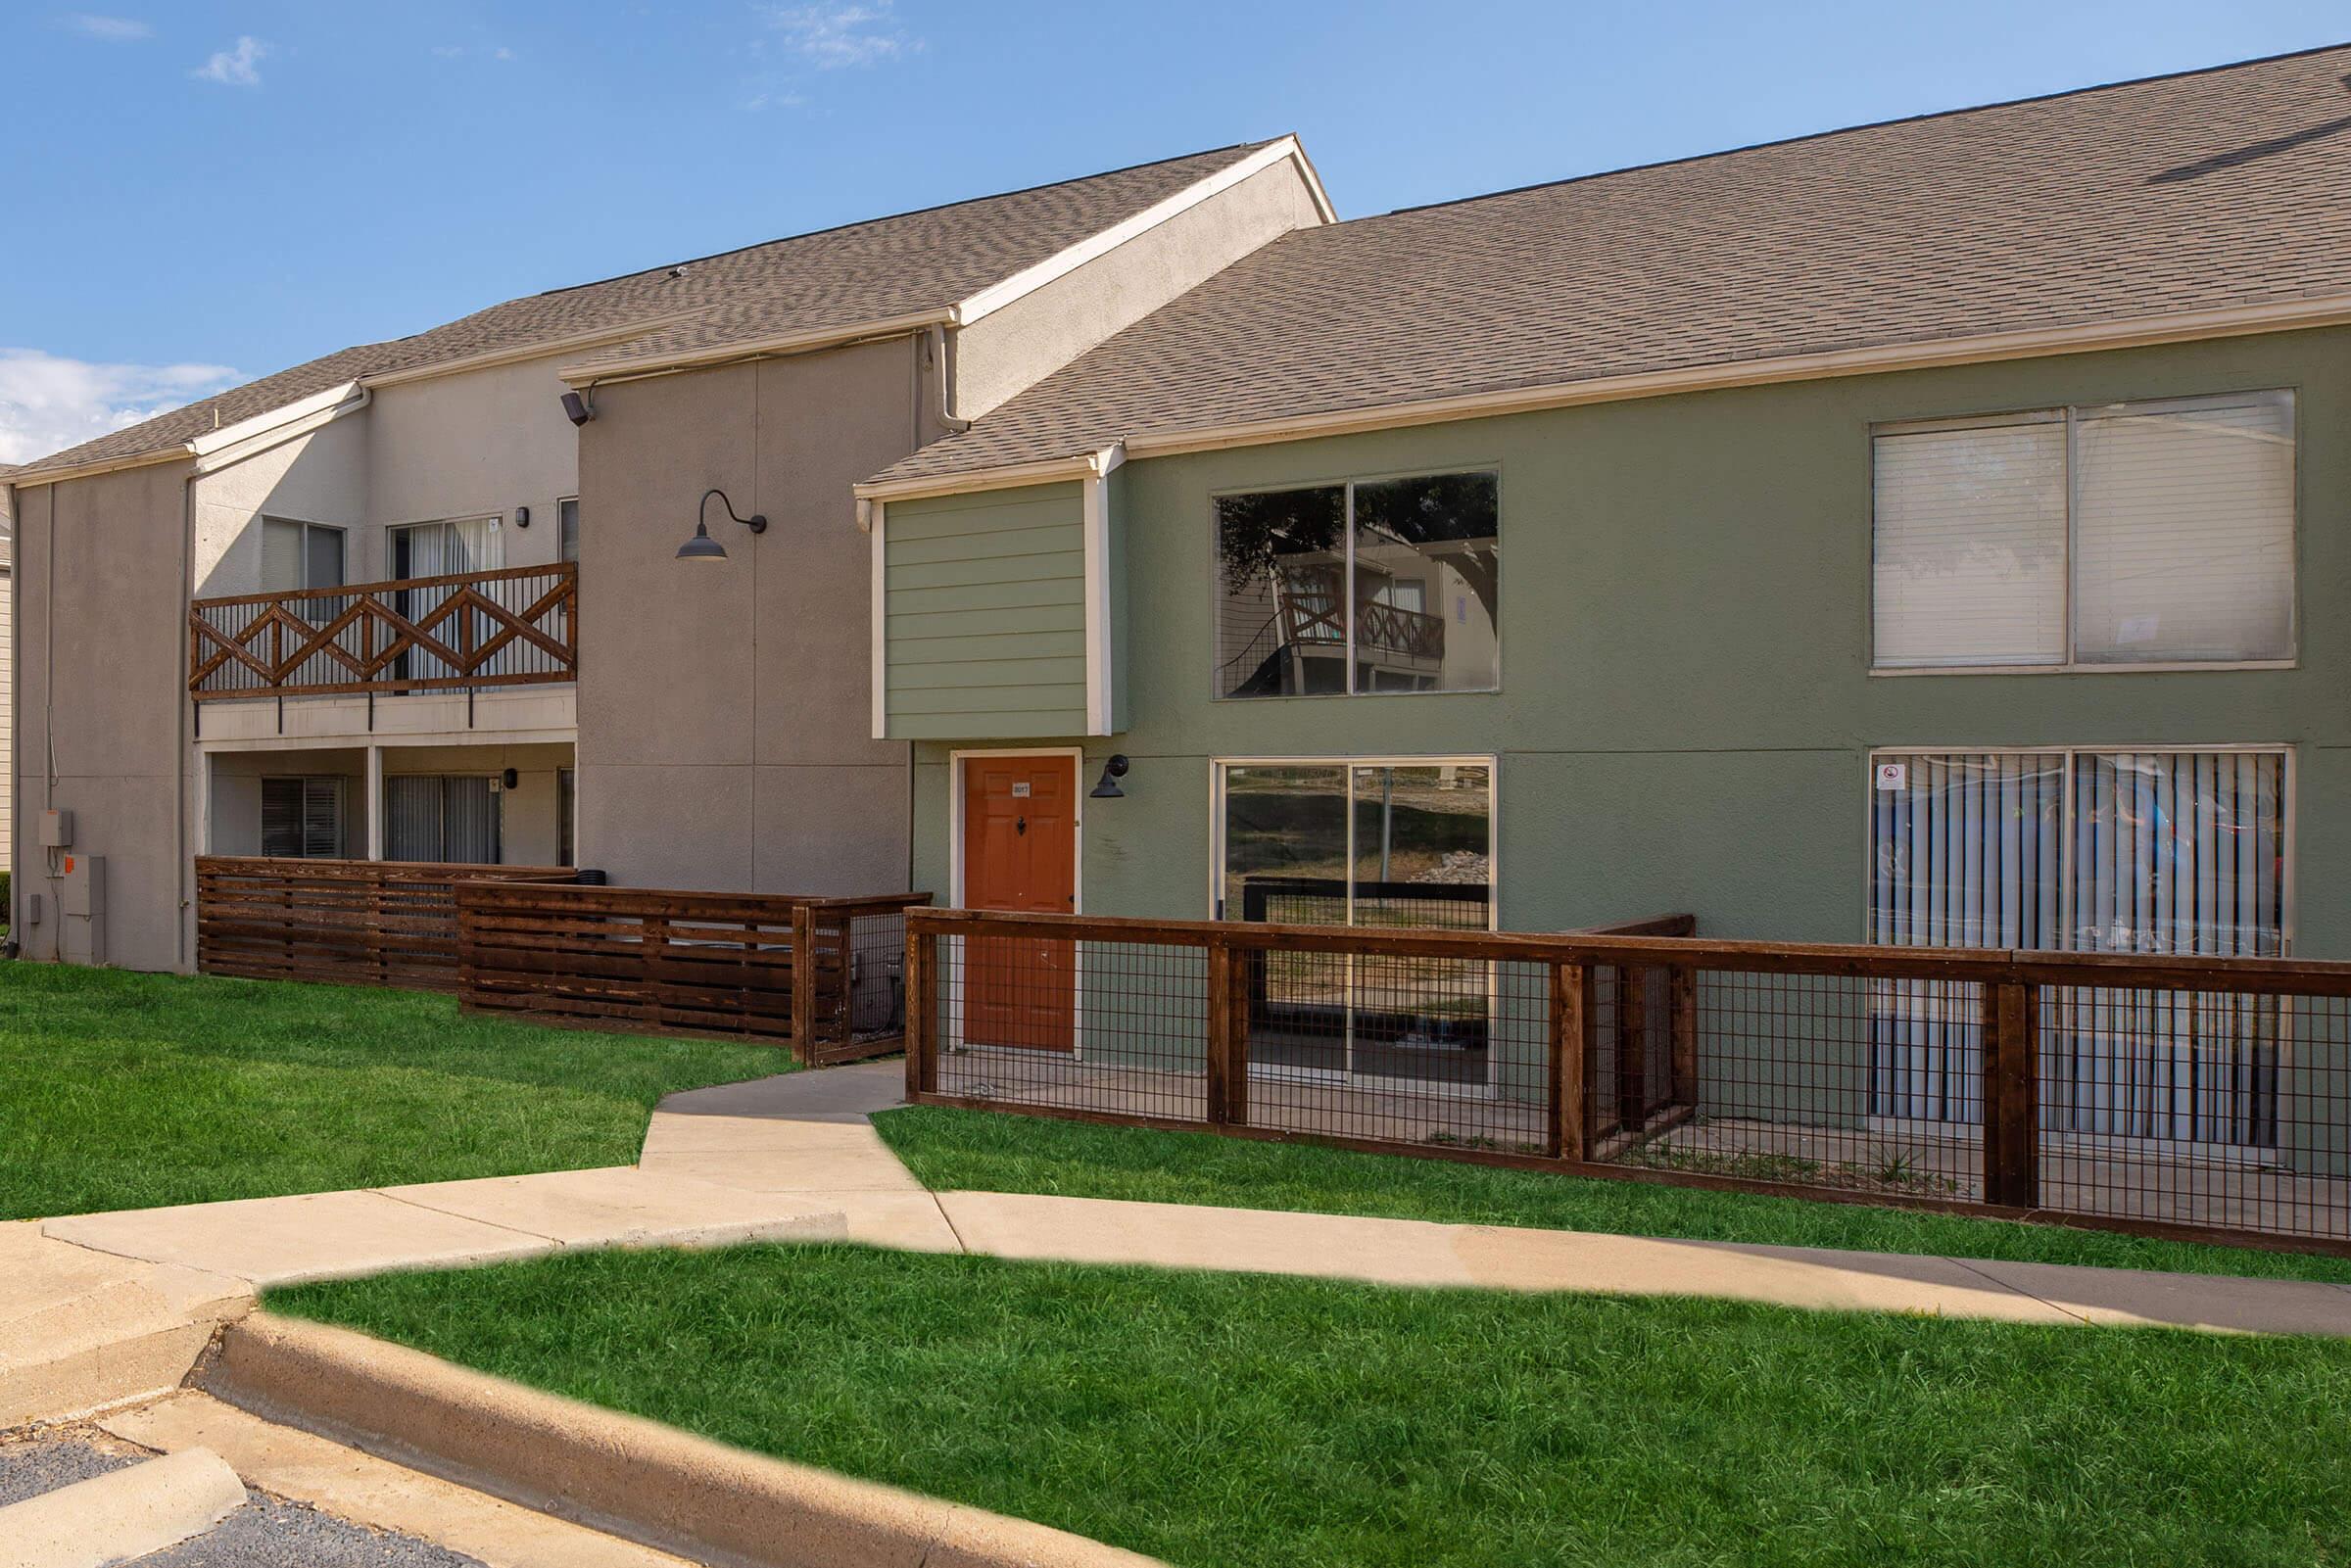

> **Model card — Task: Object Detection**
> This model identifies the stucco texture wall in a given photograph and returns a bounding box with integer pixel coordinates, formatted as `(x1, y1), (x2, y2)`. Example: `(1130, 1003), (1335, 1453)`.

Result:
(911, 325), (2351, 956)
(954, 158), (1325, 421)
(575, 335), (939, 894)
(12, 460), (195, 970)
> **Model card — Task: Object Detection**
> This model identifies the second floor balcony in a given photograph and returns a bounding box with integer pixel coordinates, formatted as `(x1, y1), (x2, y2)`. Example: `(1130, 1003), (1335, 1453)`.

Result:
(189, 563), (578, 704)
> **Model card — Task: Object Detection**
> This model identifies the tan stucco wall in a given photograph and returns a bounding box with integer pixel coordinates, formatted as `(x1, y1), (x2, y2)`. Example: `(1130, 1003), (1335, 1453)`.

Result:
(575, 334), (942, 894)
(205, 741), (571, 865)
(953, 157), (1325, 421)
(12, 459), (195, 970)
(191, 411), (368, 597)
(362, 357), (578, 577)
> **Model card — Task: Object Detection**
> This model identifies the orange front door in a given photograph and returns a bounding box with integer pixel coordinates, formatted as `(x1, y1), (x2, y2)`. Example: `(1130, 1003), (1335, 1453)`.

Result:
(961, 755), (1079, 1051)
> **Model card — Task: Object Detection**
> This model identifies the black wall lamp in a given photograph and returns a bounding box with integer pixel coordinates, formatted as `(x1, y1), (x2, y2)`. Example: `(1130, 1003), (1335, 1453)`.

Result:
(1089, 755), (1130, 799)
(678, 488), (767, 561)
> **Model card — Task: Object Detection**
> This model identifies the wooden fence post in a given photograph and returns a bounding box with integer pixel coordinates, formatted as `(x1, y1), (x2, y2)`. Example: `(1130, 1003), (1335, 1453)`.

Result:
(1982, 978), (2039, 1210)
(1205, 936), (1253, 1128)
(1551, 962), (1591, 1161)
(1206, 939), (1234, 1126)
(790, 903), (817, 1068)
(904, 925), (939, 1099)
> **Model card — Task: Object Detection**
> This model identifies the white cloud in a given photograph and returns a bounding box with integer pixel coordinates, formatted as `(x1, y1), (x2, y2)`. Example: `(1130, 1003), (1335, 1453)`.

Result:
(761, 2), (911, 69)
(64, 14), (153, 42)
(0, 350), (240, 465)
(192, 34), (266, 87)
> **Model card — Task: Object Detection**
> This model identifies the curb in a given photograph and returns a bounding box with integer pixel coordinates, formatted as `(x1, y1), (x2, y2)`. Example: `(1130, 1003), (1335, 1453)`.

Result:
(200, 1312), (1163, 1568)
(0, 1446), (246, 1568)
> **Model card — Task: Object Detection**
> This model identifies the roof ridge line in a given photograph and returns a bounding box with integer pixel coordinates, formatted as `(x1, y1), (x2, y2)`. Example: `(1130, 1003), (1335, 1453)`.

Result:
(1375, 40), (2351, 221)
(529, 138), (1282, 302)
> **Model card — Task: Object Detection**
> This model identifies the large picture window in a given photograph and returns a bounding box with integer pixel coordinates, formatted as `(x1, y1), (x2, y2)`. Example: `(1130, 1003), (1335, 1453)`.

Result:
(1867, 747), (2288, 1147)
(1872, 391), (2294, 670)
(1214, 758), (1494, 1088)
(1214, 472), (1499, 698)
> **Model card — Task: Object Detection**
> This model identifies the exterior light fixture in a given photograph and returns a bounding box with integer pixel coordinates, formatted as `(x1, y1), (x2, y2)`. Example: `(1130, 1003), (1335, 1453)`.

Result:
(1090, 755), (1130, 799)
(559, 390), (595, 426)
(678, 488), (767, 562)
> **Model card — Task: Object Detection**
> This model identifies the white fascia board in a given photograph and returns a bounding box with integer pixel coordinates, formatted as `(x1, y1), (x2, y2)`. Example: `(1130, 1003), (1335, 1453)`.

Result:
(360, 314), (705, 389)
(5, 446), (193, 489)
(869, 499), (889, 740)
(190, 383), (371, 474)
(954, 137), (1329, 328)
(854, 445), (1122, 503)
(1080, 449), (1122, 736)
(555, 308), (958, 387)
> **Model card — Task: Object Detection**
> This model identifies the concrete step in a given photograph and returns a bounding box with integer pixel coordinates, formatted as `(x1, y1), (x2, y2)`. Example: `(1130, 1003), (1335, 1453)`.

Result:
(0, 1222), (251, 1427)
(0, 1446), (244, 1568)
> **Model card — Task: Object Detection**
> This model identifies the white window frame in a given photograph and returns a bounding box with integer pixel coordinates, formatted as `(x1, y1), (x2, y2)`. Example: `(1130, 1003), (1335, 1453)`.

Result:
(1208, 465), (1503, 701)
(1869, 391), (2298, 676)
(1210, 754), (1501, 1097)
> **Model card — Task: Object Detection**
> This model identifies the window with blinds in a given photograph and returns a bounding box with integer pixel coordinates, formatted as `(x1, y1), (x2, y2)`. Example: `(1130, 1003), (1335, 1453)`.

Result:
(260, 777), (345, 859)
(1868, 748), (2288, 1146)
(1872, 391), (2294, 670)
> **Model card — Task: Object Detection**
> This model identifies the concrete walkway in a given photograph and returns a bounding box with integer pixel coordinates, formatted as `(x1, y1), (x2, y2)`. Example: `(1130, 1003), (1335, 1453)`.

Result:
(670, 1061), (2351, 1339)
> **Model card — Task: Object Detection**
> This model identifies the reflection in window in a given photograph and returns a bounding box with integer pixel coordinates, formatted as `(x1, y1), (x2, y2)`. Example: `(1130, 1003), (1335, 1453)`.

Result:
(1217, 760), (1494, 1087)
(1215, 472), (1498, 697)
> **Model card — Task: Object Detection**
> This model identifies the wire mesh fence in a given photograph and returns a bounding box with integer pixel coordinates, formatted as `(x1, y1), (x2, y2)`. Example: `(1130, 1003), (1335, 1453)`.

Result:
(907, 910), (2351, 1255)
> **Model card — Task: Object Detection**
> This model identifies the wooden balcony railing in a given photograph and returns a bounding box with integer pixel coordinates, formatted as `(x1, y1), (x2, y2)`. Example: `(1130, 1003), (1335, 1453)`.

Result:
(188, 563), (578, 701)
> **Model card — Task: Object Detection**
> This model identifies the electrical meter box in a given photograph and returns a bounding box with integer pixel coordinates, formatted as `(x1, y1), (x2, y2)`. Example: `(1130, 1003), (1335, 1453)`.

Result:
(61, 855), (105, 966)
(40, 809), (73, 848)
(62, 855), (104, 918)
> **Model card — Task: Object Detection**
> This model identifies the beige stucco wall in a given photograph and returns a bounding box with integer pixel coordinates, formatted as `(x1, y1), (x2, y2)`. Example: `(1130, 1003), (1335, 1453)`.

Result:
(362, 356), (578, 578)
(190, 410), (369, 597)
(575, 334), (946, 894)
(953, 157), (1325, 421)
(205, 740), (571, 865)
(11, 459), (195, 970)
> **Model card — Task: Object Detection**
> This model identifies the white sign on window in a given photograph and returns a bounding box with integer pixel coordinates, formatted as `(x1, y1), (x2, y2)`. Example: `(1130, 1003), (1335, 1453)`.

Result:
(1874, 762), (1909, 791)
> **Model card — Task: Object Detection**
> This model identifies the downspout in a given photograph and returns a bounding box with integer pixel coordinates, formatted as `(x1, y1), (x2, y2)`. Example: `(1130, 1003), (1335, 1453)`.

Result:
(927, 325), (970, 435)
(176, 467), (196, 970)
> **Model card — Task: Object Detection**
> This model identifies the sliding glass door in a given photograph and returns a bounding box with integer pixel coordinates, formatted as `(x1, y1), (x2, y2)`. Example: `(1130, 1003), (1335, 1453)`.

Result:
(1868, 747), (2288, 1148)
(1216, 759), (1495, 1090)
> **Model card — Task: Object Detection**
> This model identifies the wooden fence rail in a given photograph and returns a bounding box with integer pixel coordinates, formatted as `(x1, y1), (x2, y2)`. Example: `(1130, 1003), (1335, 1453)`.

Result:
(456, 881), (932, 1064)
(189, 563), (578, 701)
(905, 907), (2351, 1258)
(195, 856), (575, 991)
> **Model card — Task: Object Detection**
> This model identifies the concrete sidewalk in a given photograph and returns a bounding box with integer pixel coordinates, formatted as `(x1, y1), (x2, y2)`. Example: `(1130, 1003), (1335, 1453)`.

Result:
(668, 1062), (2351, 1338)
(9, 1165), (843, 1428)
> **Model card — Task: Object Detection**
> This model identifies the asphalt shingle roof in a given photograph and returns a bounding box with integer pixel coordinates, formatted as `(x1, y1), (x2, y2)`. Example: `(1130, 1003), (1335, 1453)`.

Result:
(875, 45), (2351, 486)
(10, 141), (1275, 480)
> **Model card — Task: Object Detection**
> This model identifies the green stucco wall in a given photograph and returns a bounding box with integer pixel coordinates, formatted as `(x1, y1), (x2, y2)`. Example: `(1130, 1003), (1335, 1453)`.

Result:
(884, 481), (1088, 738)
(910, 325), (2351, 956)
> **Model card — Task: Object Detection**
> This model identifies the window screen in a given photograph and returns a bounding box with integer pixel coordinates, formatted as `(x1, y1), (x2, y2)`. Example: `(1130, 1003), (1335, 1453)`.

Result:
(1872, 421), (2066, 668)
(2072, 393), (2295, 663)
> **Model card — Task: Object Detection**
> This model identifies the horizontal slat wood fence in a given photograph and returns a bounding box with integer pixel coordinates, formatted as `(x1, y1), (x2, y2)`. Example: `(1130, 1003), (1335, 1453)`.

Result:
(907, 907), (2351, 1258)
(195, 857), (574, 991)
(456, 882), (932, 1062)
(188, 563), (577, 701)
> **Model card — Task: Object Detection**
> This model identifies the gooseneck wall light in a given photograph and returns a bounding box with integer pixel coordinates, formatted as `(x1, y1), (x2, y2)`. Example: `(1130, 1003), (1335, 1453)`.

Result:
(1090, 755), (1131, 799)
(677, 488), (768, 561)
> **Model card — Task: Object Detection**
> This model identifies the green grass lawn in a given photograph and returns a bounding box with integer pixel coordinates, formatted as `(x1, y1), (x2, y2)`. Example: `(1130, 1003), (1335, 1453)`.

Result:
(875, 1104), (2351, 1285)
(272, 1242), (2351, 1568)
(0, 964), (788, 1219)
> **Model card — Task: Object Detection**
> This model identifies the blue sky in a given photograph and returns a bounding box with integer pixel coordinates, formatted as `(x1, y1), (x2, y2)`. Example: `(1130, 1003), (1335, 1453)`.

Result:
(2, 1), (2344, 462)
